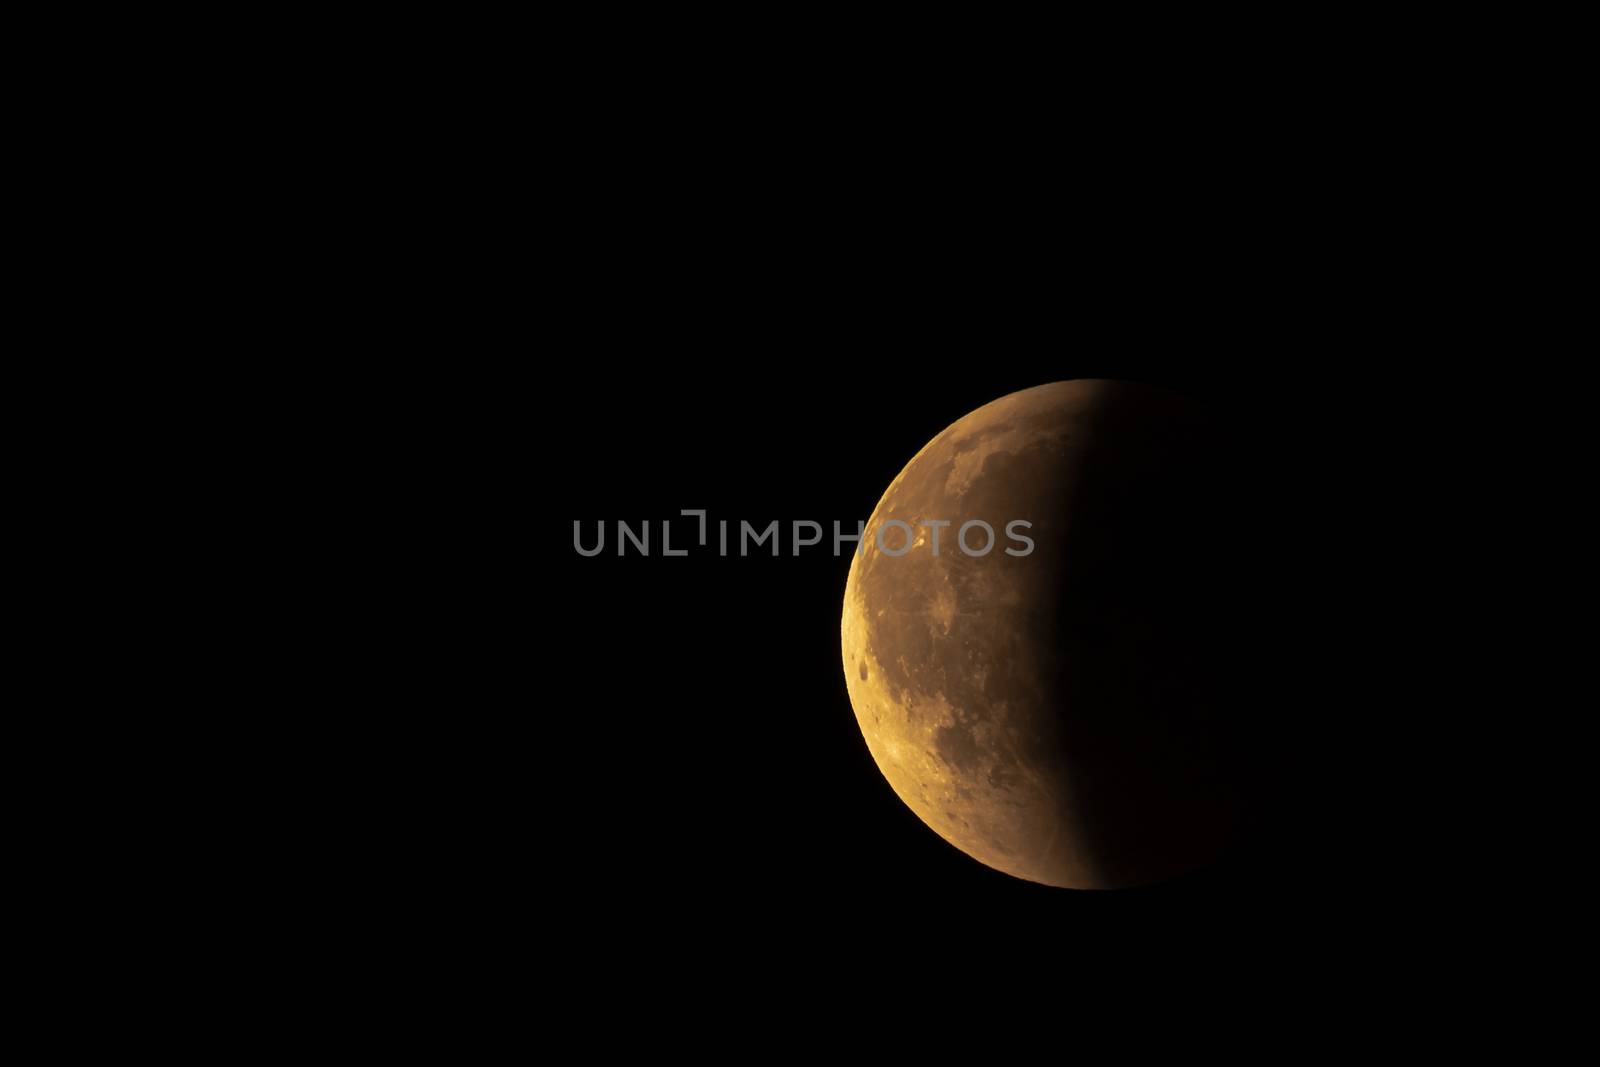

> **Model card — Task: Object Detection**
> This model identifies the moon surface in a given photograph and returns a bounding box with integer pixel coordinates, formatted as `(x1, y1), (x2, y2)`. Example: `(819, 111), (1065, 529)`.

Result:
(842, 380), (1242, 889)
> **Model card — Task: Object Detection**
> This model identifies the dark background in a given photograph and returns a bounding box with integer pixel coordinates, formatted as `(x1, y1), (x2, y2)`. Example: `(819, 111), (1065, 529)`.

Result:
(81, 24), (1526, 1030)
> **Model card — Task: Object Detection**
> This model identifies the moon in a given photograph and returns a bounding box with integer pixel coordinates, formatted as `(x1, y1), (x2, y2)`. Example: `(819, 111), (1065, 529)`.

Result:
(841, 380), (1243, 889)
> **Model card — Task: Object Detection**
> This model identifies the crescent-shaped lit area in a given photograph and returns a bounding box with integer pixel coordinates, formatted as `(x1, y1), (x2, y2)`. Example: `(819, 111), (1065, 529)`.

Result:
(842, 380), (1245, 890)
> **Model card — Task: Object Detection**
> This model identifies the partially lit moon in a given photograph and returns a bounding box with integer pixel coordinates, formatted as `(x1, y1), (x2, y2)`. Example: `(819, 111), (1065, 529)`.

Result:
(842, 380), (1241, 889)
